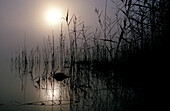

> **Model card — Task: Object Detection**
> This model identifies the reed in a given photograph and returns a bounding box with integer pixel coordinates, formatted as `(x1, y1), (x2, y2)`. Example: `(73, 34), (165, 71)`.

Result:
(10, 0), (169, 111)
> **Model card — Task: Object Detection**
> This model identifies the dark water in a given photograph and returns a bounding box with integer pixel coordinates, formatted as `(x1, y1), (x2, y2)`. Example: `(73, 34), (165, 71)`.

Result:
(7, 57), (137, 111)
(1, 35), (142, 111)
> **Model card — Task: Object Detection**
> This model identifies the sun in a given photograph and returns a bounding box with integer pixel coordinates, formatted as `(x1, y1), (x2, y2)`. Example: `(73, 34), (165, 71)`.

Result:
(45, 7), (62, 26)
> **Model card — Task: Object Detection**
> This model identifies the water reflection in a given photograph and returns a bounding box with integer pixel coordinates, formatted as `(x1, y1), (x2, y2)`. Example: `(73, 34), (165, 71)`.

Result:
(42, 85), (60, 100)
(10, 25), (137, 111)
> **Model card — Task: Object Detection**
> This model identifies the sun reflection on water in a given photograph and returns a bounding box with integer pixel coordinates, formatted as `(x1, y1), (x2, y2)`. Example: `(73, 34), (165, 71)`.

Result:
(41, 83), (60, 101)
(48, 89), (59, 99)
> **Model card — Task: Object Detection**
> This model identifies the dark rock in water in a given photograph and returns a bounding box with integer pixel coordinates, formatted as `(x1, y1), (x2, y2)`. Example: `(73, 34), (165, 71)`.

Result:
(0, 104), (4, 106)
(53, 72), (70, 81)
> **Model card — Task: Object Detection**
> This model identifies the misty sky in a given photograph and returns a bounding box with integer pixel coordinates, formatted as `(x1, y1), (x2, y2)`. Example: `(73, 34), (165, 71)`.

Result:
(0, 0), (114, 110)
(0, 0), (102, 56)
(0, 0), (114, 57)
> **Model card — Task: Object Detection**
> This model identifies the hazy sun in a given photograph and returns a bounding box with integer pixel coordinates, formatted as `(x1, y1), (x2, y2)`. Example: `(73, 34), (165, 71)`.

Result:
(45, 7), (62, 26)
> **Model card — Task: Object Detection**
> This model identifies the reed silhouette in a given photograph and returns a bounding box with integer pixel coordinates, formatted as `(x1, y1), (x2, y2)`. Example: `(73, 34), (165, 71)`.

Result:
(10, 0), (169, 111)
